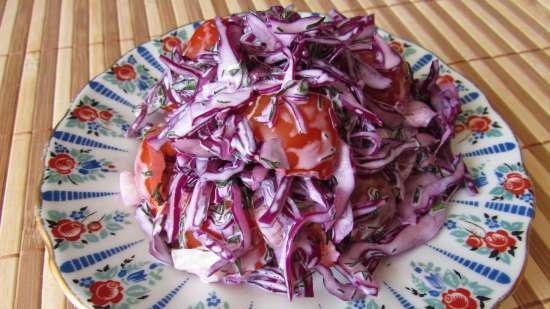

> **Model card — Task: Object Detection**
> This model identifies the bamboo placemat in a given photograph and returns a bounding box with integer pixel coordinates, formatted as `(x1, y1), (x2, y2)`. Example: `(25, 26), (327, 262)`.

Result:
(0, 0), (547, 308)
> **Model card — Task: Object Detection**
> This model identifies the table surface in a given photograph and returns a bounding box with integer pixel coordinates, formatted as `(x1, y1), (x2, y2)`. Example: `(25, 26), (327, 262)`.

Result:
(0, 0), (548, 308)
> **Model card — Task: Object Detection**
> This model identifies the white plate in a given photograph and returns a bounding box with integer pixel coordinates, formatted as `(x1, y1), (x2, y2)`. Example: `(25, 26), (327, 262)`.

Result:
(38, 13), (533, 309)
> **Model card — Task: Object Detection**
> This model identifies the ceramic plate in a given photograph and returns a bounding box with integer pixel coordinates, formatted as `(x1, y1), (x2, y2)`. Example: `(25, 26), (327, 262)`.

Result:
(38, 13), (534, 309)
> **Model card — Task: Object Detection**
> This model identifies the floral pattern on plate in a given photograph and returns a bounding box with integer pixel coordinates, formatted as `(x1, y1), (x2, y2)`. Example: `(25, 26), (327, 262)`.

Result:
(445, 213), (524, 264)
(386, 35), (416, 58)
(73, 255), (164, 309)
(469, 163), (489, 188)
(153, 29), (189, 55)
(46, 207), (131, 251)
(103, 55), (157, 96)
(186, 292), (231, 309)
(407, 261), (493, 309)
(45, 142), (117, 185)
(490, 162), (534, 205)
(454, 106), (503, 145)
(66, 95), (129, 137)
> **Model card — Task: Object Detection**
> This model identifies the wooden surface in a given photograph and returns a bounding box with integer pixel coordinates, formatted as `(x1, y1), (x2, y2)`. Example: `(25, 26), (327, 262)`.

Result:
(0, 0), (547, 308)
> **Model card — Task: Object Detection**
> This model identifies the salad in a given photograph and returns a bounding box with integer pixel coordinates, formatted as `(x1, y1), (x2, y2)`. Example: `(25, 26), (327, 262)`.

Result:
(119, 6), (473, 301)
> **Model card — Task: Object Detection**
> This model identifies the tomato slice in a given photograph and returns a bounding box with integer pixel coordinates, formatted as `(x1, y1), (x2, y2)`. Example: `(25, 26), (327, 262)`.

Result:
(134, 128), (176, 212)
(184, 231), (202, 249)
(185, 19), (219, 60)
(243, 93), (340, 180)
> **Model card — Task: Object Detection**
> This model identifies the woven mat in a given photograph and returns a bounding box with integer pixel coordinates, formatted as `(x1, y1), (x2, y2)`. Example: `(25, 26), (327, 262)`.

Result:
(0, 0), (548, 308)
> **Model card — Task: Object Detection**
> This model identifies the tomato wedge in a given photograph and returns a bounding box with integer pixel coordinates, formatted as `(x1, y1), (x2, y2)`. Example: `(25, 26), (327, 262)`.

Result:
(243, 93), (340, 180)
(134, 128), (176, 213)
(185, 19), (219, 60)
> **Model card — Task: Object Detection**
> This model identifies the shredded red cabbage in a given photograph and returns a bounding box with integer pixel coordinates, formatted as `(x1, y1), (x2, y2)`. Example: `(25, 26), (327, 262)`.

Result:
(120, 6), (472, 301)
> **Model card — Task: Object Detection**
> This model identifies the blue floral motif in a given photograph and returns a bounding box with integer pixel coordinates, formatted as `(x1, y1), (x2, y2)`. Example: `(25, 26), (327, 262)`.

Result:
(207, 292), (221, 307)
(138, 79), (149, 91)
(127, 54), (137, 65)
(114, 213), (125, 222)
(455, 80), (467, 92)
(352, 298), (366, 309)
(444, 219), (457, 230)
(519, 193), (534, 204)
(345, 298), (384, 309)
(149, 263), (159, 270)
(185, 291), (232, 309)
(80, 160), (102, 170)
(472, 131), (483, 139)
(118, 269), (128, 278)
(474, 172), (488, 188)
(78, 276), (95, 288)
(428, 290), (440, 297)
(485, 217), (500, 229)
(127, 270), (147, 283)
(469, 163), (487, 189)
(78, 159), (103, 175)
(425, 273), (444, 290)
(54, 143), (68, 153)
(70, 210), (85, 220)
(121, 123), (130, 133)
(87, 121), (99, 131)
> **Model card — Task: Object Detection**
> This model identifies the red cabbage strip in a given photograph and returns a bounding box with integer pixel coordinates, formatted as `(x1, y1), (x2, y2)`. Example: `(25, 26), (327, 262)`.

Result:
(333, 203), (353, 243)
(164, 173), (187, 243)
(268, 15), (325, 33)
(315, 265), (362, 300)
(356, 140), (418, 172)
(372, 34), (401, 69)
(417, 60), (460, 152)
(230, 184), (252, 250)
(304, 179), (330, 209)
(160, 55), (202, 77)
(331, 144), (355, 225)
(247, 267), (288, 294)
(258, 177), (293, 225)
(397, 157), (466, 224)
(136, 208), (173, 265)
(184, 180), (214, 228)
(196, 230), (235, 261)
(352, 199), (386, 218)
(215, 17), (244, 86)
(281, 211), (333, 300)
(245, 13), (281, 51)
(201, 160), (245, 181)
(162, 87), (252, 138)
(341, 209), (448, 262)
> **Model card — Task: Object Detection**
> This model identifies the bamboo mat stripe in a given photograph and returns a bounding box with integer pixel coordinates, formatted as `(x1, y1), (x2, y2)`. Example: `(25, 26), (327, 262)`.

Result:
(0, 1), (548, 309)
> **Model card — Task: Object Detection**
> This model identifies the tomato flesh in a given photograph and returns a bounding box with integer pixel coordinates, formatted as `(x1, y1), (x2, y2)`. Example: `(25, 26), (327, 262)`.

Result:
(134, 128), (176, 212)
(185, 19), (219, 60)
(243, 93), (339, 180)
